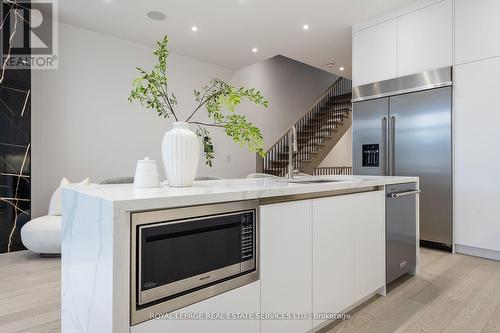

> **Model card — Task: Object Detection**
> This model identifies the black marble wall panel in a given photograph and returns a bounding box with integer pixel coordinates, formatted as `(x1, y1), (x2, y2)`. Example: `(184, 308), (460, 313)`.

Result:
(0, 3), (31, 253)
(0, 68), (31, 253)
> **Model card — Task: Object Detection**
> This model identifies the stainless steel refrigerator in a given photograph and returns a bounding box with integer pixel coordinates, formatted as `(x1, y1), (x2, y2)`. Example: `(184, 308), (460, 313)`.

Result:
(352, 67), (453, 250)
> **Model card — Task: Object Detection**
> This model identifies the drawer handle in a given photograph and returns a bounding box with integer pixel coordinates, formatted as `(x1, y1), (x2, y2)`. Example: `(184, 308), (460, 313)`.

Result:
(390, 190), (420, 198)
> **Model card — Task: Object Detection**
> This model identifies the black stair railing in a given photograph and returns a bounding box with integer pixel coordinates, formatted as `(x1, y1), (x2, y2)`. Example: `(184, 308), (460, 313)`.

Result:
(313, 166), (352, 176)
(259, 77), (352, 176)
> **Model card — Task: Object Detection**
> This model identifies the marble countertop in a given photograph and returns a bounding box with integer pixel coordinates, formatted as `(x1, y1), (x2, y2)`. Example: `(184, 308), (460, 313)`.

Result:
(64, 175), (418, 210)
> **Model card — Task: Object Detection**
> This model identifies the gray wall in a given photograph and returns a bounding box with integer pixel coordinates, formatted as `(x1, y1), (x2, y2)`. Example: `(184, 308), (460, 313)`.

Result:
(224, 55), (338, 175)
(231, 55), (338, 151)
(31, 26), (337, 218)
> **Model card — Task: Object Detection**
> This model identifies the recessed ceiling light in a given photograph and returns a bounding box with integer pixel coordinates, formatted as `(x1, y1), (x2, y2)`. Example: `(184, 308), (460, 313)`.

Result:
(252, 48), (258, 53)
(326, 62), (335, 68)
(103, 0), (112, 3)
(146, 11), (166, 21)
(302, 24), (310, 30)
(339, 66), (345, 71)
(191, 26), (198, 32)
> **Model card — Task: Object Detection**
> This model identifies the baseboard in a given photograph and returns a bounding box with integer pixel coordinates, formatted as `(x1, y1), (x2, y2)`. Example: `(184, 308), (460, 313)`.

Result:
(455, 244), (500, 261)
(40, 253), (61, 258)
(420, 240), (452, 252)
(311, 288), (383, 333)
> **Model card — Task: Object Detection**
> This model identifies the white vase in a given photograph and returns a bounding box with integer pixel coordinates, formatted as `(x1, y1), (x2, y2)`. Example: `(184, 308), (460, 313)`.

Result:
(162, 122), (200, 187)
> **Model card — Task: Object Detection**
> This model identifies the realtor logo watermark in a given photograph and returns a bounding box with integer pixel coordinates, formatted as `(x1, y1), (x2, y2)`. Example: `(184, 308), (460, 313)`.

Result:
(1, 0), (58, 69)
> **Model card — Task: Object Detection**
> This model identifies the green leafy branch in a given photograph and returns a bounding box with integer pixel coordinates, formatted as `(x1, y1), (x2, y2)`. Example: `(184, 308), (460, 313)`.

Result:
(128, 35), (269, 166)
(128, 36), (178, 121)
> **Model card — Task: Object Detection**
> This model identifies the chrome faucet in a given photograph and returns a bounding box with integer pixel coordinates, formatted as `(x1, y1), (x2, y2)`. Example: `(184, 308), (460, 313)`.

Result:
(287, 126), (298, 179)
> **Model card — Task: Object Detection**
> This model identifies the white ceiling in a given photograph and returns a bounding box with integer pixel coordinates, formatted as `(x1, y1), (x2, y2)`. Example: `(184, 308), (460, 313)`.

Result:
(58, 0), (418, 77)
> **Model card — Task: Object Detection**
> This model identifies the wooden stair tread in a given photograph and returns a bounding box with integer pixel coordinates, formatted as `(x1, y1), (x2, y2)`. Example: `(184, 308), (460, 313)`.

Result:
(260, 80), (352, 176)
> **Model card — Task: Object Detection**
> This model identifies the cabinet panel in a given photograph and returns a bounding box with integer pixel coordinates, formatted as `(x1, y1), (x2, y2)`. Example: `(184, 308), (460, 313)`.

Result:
(312, 195), (354, 328)
(397, 0), (452, 76)
(260, 201), (313, 333)
(455, 0), (500, 65)
(354, 190), (385, 302)
(353, 19), (397, 86)
(455, 58), (500, 252)
(130, 281), (260, 333)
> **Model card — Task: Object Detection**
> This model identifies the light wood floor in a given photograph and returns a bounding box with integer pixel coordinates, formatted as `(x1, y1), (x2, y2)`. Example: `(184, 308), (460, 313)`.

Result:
(0, 251), (60, 333)
(1, 249), (500, 333)
(325, 248), (500, 333)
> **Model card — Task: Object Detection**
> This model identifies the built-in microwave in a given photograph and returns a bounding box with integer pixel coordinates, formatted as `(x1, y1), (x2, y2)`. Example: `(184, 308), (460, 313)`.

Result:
(130, 200), (258, 325)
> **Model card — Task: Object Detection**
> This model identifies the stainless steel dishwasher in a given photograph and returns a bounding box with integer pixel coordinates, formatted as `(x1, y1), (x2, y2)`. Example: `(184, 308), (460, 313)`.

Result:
(386, 183), (419, 284)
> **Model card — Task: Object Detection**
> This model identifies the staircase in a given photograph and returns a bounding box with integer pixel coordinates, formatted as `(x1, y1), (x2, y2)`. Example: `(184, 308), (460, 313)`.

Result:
(258, 77), (352, 176)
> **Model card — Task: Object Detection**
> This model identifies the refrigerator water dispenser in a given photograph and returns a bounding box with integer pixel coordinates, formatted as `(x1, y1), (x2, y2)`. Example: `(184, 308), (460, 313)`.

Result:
(362, 144), (379, 167)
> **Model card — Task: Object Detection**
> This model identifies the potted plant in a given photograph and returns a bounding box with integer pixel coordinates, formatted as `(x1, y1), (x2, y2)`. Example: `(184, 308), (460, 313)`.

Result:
(129, 36), (268, 187)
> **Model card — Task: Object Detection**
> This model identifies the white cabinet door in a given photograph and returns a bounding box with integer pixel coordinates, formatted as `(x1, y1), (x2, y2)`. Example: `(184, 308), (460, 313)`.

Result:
(352, 19), (397, 86)
(455, 0), (500, 65)
(455, 57), (500, 252)
(260, 201), (312, 333)
(312, 195), (354, 328)
(353, 190), (385, 302)
(130, 281), (260, 333)
(397, 0), (452, 76)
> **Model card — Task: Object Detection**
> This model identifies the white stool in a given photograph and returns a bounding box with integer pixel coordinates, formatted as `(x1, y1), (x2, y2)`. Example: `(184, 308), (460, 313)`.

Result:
(21, 215), (61, 255)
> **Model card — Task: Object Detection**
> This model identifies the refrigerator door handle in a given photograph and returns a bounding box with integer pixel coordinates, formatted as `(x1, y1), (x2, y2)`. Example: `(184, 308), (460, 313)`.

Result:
(382, 116), (388, 175)
(390, 116), (396, 176)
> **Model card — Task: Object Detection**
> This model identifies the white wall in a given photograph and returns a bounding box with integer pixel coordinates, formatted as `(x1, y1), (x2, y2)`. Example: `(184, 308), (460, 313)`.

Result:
(32, 25), (337, 218)
(31, 23), (235, 217)
(319, 127), (352, 167)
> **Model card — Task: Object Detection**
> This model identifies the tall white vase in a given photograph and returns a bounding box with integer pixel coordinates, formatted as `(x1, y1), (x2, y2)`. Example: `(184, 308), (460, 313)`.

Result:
(162, 122), (200, 187)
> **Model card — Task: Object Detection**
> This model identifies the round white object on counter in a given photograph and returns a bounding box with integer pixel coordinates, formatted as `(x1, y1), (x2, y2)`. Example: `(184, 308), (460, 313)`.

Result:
(134, 157), (160, 188)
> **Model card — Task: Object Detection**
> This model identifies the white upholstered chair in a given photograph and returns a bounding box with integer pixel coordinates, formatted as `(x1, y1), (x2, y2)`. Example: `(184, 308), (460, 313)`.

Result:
(21, 177), (90, 256)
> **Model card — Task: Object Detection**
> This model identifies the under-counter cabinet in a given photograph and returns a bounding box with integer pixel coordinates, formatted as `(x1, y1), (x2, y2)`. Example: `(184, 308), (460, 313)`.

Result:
(260, 200), (313, 333)
(130, 282), (260, 333)
(312, 195), (354, 328)
(260, 189), (386, 332)
(311, 190), (385, 328)
(353, 191), (385, 302)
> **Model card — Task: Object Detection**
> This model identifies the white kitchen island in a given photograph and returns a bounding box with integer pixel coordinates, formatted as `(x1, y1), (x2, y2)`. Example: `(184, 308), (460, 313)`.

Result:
(61, 175), (419, 333)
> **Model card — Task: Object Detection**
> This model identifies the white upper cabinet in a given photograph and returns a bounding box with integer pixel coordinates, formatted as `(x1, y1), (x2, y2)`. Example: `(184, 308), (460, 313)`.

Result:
(352, 19), (397, 87)
(455, 0), (500, 65)
(397, 0), (452, 76)
(352, 0), (453, 85)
